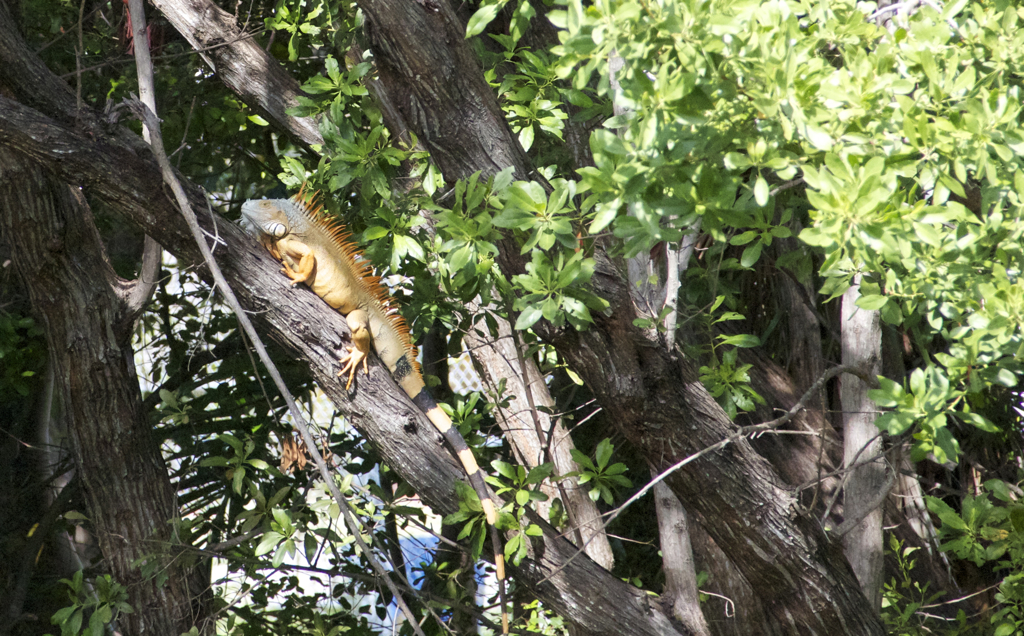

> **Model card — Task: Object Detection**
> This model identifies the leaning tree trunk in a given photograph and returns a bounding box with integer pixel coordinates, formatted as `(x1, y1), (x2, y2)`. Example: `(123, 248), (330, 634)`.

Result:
(0, 149), (205, 636)
(463, 303), (616, 570)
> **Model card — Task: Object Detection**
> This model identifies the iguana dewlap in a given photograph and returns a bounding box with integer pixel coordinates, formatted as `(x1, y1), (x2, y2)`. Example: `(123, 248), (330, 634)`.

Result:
(240, 191), (507, 631)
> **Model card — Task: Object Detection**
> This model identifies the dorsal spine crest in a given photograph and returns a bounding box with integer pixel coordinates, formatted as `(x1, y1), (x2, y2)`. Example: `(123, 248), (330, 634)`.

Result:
(287, 190), (421, 376)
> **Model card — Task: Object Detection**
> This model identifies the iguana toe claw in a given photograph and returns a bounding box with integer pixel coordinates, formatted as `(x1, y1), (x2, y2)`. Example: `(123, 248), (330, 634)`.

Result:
(338, 347), (369, 390)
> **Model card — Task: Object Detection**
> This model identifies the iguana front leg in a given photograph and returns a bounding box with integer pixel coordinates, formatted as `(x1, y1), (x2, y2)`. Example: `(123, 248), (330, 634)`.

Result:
(259, 234), (282, 261)
(277, 237), (316, 286)
(338, 308), (372, 389)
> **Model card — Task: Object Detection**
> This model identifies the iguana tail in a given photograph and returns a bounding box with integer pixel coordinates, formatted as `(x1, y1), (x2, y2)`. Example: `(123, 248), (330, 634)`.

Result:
(408, 383), (509, 634)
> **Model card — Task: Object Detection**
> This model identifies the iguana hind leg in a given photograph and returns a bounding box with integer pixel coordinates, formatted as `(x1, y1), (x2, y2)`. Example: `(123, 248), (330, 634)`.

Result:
(338, 309), (372, 389)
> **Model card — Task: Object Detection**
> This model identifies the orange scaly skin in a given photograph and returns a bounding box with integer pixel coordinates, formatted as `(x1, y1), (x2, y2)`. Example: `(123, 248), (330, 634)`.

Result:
(240, 191), (509, 634)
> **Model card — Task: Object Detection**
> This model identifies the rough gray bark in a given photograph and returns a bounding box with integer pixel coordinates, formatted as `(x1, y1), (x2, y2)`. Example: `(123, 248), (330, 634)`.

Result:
(840, 277), (885, 611)
(654, 482), (711, 635)
(463, 304), (615, 570)
(613, 40), (707, 624)
(688, 521), (778, 636)
(149, 0), (322, 148)
(0, 149), (202, 635)
(777, 248), (827, 416)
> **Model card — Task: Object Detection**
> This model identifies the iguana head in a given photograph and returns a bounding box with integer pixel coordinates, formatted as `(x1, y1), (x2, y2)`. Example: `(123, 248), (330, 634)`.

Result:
(240, 198), (292, 240)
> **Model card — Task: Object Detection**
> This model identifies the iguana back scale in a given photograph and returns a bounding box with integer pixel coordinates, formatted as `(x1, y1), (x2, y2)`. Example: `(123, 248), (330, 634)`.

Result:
(240, 190), (508, 632)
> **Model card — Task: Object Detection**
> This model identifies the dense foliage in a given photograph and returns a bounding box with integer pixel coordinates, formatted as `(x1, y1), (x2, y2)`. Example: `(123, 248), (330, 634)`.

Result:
(1, 0), (1023, 634)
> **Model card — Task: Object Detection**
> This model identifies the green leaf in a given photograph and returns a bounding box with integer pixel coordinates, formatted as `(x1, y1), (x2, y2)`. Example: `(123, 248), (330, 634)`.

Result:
(570, 448), (596, 471)
(740, 242), (762, 268)
(218, 434), (243, 452)
(804, 124), (833, 151)
(492, 460), (517, 480)
(232, 467), (245, 494)
(590, 199), (620, 233)
(272, 508), (293, 533)
(466, 3), (501, 38)
(67, 609), (82, 636)
(1010, 506), (1024, 533)
(868, 377), (904, 407)
(994, 624), (1016, 636)
(254, 531), (284, 557)
(994, 369), (1017, 387)
(856, 295), (888, 311)
(525, 463), (554, 485)
(876, 412), (916, 435)
(956, 412), (999, 433)
(731, 231), (758, 246)
(363, 226), (389, 240)
(595, 438), (614, 469)
(754, 176), (769, 207)
(52, 607), (75, 626)
(304, 534), (319, 563)
(88, 605), (108, 636)
(723, 152), (751, 170)
(718, 333), (760, 348)
(926, 496), (969, 531)
(504, 533), (522, 561)
(519, 124), (535, 151)
(879, 301), (903, 325)
(515, 305), (543, 330)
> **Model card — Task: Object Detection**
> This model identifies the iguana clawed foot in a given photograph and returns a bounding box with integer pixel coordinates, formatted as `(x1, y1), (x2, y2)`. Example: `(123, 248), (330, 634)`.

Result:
(338, 346), (369, 390)
(279, 252), (315, 287)
(280, 264), (304, 286)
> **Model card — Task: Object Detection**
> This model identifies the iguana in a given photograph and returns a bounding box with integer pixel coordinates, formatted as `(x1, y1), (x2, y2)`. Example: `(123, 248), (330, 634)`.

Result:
(240, 190), (508, 633)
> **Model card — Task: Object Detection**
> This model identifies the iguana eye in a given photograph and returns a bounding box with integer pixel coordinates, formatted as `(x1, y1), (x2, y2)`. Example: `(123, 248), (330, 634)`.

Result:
(265, 222), (288, 238)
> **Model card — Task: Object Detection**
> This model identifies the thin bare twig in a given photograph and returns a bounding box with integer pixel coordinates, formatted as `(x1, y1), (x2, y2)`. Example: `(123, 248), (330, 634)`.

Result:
(58, 30), (260, 79)
(834, 463), (897, 537)
(123, 0), (161, 323)
(820, 431), (886, 524)
(769, 177), (805, 197)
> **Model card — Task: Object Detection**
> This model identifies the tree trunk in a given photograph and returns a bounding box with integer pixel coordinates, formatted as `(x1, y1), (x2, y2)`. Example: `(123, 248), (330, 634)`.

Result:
(463, 304), (615, 570)
(654, 483), (710, 636)
(840, 277), (885, 611)
(688, 521), (780, 636)
(612, 39), (708, 625)
(0, 149), (204, 635)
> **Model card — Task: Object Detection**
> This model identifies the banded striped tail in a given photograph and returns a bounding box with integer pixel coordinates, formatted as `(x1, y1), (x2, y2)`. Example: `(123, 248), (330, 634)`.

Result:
(410, 389), (508, 634)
